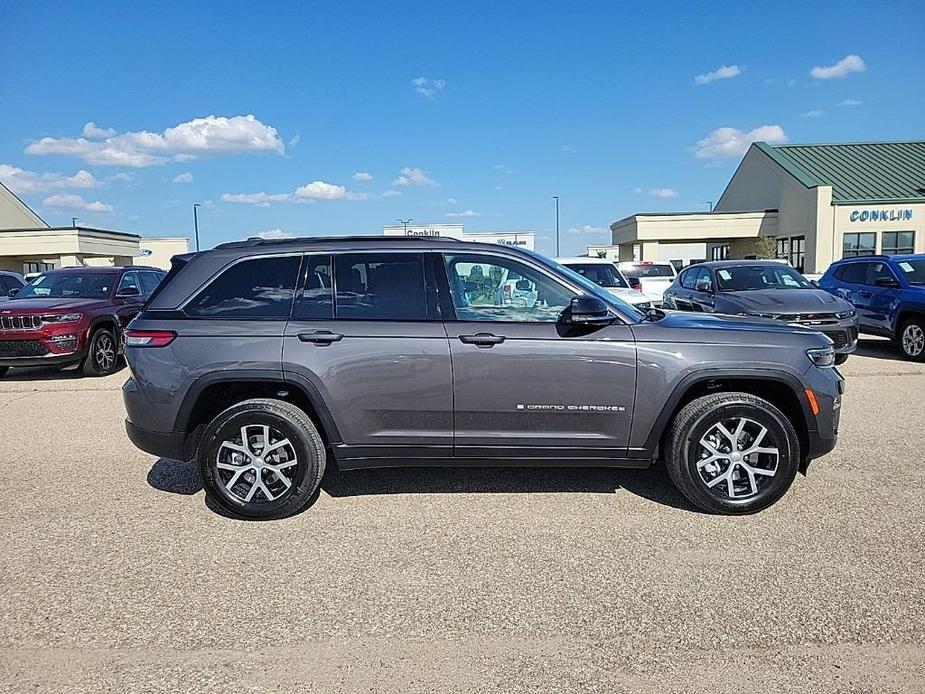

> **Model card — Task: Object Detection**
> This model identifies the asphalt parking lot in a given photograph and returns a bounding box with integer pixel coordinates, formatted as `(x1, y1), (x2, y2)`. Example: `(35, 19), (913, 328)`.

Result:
(0, 337), (923, 693)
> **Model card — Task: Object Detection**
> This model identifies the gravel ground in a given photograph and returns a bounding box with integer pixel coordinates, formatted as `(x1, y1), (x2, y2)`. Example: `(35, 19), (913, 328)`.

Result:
(0, 337), (923, 693)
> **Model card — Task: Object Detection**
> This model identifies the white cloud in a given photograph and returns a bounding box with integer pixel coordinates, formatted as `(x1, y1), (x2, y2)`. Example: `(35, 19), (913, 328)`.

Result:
(288, 134), (300, 147)
(695, 125), (788, 159)
(566, 225), (608, 236)
(220, 192), (292, 208)
(82, 121), (116, 138)
(838, 99), (862, 107)
(110, 172), (134, 182)
(0, 164), (100, 194)
(801, 109), (824, 118)
(810, 54), (866, 79)
(380, 189), (402, 198)
(172, 172), (193, 183)
(392, 166), (437, 187)
(42, 193), (113, 212)
(445, 209), (480, 217)
(446, 197), (458, 205)
(256, 228), (295, 239)
(412, 77), (446, 98)
(352, 171), (373, 181)
(26, 114), (285, 167)
(294, 180), (351, 200)
(493, 163), (516, 174)
(560, 145), (577, 153)
(634, 186), (678, 198)
(694, 64), (744, 85)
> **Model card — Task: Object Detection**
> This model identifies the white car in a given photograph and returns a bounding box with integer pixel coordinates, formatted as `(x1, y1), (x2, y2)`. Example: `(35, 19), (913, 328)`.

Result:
(556, 257), (656, 310)
(616, 261), (677, 305)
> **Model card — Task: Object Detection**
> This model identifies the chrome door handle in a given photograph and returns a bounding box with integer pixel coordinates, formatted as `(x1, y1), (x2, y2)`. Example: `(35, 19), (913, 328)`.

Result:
(298, 331), (343, 344)
(459, 333), (505, 347)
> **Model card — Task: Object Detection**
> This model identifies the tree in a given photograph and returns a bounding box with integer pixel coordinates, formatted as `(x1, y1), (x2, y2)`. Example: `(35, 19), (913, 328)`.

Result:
(753, 236), (777, 259)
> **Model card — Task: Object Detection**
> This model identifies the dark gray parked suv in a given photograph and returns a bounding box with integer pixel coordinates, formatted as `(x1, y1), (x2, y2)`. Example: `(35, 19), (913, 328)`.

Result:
(123, 237), (844, 519)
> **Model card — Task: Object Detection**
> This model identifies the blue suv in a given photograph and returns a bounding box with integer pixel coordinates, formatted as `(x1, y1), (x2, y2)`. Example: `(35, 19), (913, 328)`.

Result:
(818, 254), (925, 361)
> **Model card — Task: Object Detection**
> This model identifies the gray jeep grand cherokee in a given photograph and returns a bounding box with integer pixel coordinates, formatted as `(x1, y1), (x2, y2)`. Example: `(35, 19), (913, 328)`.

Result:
(123, 236), (843, 519)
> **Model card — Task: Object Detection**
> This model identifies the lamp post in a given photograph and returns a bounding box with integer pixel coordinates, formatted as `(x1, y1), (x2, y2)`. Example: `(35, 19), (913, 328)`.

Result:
(553, 196), (560, 256)
(706, 201), (714, 212)
(397, 218), (413, 236)
(71, 217), (79, 228)
(193, 203), (201, 251)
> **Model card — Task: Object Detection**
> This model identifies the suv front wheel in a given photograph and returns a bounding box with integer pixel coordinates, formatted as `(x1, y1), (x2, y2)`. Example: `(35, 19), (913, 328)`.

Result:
(665, 392), (801, 515)
(199, 399), (326, 520)
(899, 316), (925, 362)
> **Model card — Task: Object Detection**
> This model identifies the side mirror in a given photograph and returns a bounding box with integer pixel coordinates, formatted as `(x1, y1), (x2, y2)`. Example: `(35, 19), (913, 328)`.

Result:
(810, 279), (820, 287)
(117, 286), (141, 298)
(627, 277), (641, 290)
(8, 288), (18, 297)
(515, 279), (531, 291)
(567, 295), (612, 326)
(695, 280), (713, 293)
(874, 276), (900, 288)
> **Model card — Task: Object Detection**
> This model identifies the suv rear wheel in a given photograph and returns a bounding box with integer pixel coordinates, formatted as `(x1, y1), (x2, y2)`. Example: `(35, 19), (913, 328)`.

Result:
(0, 366), (8, 379)
(899, 316), (925, 362)
(665, 392), (800, 515)
(198, 398), (326, 520)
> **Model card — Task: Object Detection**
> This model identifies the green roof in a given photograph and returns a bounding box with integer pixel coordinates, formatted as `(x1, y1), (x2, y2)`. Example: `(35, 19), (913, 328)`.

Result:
(754, 141), (925, 204)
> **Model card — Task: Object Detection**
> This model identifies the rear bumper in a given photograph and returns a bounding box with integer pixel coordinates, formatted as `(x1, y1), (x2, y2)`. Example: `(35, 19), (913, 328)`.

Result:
(125, 419), (188, 461)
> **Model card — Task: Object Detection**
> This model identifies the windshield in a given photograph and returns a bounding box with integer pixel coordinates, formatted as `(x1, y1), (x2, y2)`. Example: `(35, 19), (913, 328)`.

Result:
(14, 272), (117, 300)
(564, 263), (629, 288)
(715, 264), (813, 291)
(526, 251), (646, 321)
(895, 258), (925, 285)
(620, 263), (675, 279)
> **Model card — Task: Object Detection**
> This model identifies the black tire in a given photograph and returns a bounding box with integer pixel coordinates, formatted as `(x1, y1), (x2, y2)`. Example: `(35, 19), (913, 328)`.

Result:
(0, 366), (8, 378)
(899, 316), (925, 362)
(198, 398), (326, 520)
(81, 328), (119, 376)
(834, 353), (849, 366)
(664, 392), (801, 515)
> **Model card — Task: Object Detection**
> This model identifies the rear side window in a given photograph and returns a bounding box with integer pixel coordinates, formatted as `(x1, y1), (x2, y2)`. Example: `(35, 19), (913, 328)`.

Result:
(835, 263), (868, 284)
(185, 255), (301, 318)
(297, 255), (334, 319)
(334, 253), (426, 320)
(680, 269), (697, 289)
(139, 271), (163, 295)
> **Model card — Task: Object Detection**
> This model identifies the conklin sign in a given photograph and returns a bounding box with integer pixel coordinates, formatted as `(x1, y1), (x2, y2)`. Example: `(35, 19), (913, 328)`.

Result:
(849, 208), (913, 223)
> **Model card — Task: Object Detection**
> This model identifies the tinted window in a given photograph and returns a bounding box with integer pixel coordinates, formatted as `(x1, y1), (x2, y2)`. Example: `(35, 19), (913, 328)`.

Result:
(621, 263), (675, 278)
(444, 253), (576, 322)
(692, 267), (713, 291)
(118, 272), (141, 295)
(14, 272), (116, 299)
(139, 271), (163, 294)
(835, 263), (868, 284)
(334, 253), (425, 320)
(298, 254), (334, 319)
(865, 261), (897, 286)
(680, 269), (697, 290)
(186, 256), (300, 318)
(564, 263), (628, 288)
(895, 258), (925, 285)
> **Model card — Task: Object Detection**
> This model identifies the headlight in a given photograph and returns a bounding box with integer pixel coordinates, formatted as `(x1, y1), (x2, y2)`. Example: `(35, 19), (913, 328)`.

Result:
(807, 346), (835, 368)
(42, 313), (82, 323)
(835, 309), (856, 319)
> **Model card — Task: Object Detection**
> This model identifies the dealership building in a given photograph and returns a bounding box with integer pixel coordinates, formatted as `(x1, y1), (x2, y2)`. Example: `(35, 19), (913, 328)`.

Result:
(0, 181), (187, 273)
(592, 141), (925, 273)
(383, 223), (535, 250)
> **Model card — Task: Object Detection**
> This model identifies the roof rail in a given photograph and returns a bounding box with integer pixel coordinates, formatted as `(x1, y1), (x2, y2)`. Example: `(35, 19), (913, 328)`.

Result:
(213, 234), (465, 250)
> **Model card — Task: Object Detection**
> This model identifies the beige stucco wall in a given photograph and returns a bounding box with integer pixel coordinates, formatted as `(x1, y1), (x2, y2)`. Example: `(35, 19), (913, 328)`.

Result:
(831, 204), (925, 256)
(136, 237), (189, 270)
(0, 184), (47, 230)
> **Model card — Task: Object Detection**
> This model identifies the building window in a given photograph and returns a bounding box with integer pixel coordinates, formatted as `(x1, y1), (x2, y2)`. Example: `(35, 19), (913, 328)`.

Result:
(881, 231), (914, 255)
(23, 261), (54, 275)
(710, 245), (729, 261)
(775, 237), (790, 260)
(789, 236), (806, 272)
(843, 232), (877, 258)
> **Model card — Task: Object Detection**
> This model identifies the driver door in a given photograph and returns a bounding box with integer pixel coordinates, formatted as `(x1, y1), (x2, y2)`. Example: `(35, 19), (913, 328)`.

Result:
(439, 251), (637, 461)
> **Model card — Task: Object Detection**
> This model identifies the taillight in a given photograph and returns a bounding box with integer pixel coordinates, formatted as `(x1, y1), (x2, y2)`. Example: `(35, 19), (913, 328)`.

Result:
(124, 329), (177, 347)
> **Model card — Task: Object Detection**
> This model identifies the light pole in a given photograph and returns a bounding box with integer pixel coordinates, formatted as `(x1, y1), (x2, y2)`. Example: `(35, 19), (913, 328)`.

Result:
(706, 201), (714, 212)
(71, 217), (79, 228)
(553, 196), (560, 256)
(397, 218), (413, 235)
(193, 203), (201, 251)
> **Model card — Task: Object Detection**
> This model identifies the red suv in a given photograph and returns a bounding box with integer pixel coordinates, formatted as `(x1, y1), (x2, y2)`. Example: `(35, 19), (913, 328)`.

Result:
(0, 266), (165, 377)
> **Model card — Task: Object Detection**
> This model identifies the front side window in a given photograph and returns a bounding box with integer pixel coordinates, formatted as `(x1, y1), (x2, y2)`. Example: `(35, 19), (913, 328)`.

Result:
(185, 255), (300, 318)
(139, 271), (164, 295)
(881, 231), (915, 255)
(334, 253), (426, 321)
(118, 272), (141, 295)
(444, 253), (576, 322)
(14, 271), (116, 300)
(715, 265), (813, 291)
(865, 262), (898, 286)
(894, 258), (925, 285)
(563, 263), (628, 288)
(843, 232), (876, 258)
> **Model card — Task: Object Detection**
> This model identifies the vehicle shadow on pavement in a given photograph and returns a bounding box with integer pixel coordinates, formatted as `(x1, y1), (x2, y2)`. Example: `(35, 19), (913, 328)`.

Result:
(146, 458), (701, 515)
(853, 337), (906, 362)
(1, 362), (127, 381)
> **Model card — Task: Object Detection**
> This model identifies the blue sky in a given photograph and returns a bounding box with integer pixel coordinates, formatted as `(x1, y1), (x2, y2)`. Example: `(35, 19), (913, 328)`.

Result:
(2, 1), (923, 255)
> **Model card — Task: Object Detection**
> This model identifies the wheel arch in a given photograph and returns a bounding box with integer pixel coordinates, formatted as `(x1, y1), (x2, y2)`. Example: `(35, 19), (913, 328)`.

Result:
(175, 370), (342, 460)
(894, 307), (925, 337)
(640, 369), (813, 466)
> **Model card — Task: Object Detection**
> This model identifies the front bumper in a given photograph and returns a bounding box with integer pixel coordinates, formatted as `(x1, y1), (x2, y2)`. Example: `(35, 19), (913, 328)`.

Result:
(793, 317), (858, 355)
(0, 323), (89, 367)
(802, 365), (844, 469)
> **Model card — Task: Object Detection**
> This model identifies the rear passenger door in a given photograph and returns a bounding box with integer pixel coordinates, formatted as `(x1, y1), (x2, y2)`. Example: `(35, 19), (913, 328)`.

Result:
(864, 261), (901, 334)
(283, 251), (453, 463)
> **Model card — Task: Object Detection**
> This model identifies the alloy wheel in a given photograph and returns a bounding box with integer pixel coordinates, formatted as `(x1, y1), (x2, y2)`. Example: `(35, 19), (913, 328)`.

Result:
(902, 323), (924, 357)
(696, 417), (779, 500)
(215, 424), (299, 504)
(94, 333), (116, 371)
